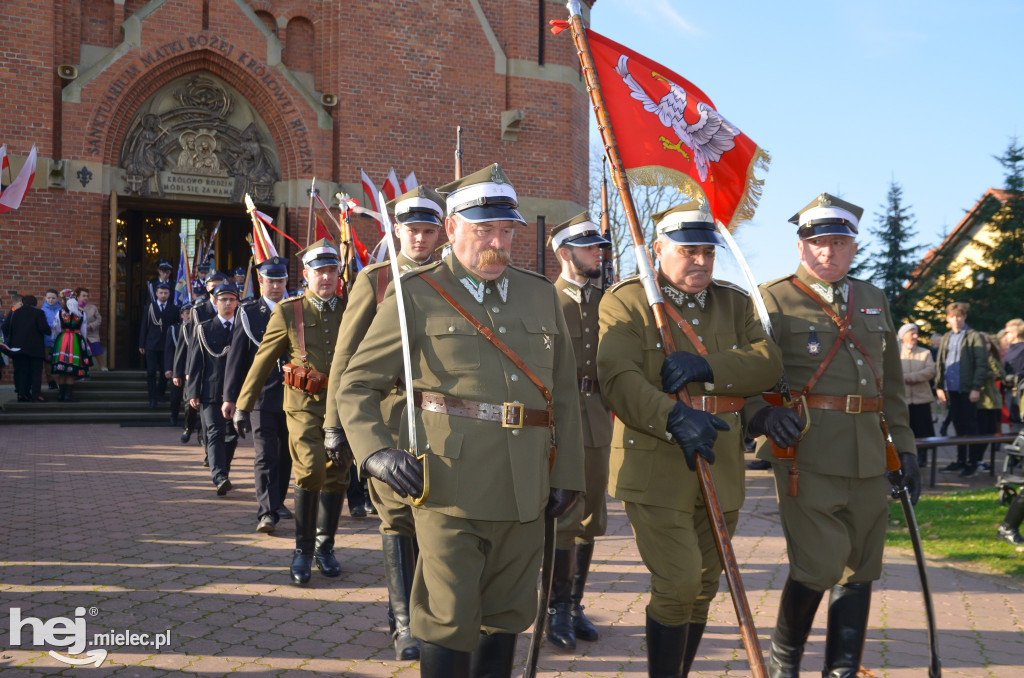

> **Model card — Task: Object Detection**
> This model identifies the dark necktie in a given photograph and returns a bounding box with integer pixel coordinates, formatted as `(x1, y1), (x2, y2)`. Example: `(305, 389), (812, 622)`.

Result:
(159, 303), (164, 313)
(224, 321), (232, 333)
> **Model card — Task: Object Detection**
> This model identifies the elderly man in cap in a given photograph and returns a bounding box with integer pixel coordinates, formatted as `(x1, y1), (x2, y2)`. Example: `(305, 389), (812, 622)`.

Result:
(233, 239), (350, 585)
(324, 185), (445, 660)
(139, 281), (179, 409)
(597, 200), (781, 676)
(748, 193), (918, 678)
(223, 257), (293, 534)
(186, 282), (241, 496)
(337, 164), (584, 677)
(544, 212), (614, 651)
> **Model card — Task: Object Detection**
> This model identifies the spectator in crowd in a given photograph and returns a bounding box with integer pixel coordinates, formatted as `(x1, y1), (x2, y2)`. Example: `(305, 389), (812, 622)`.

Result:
(899, 323), (936, 464)
(75, 287), (105, 372)
(974, 333), (1007, 474)
(935, 302), (989, 477)
(41, 289), (61, 391)
(2, 295), (49, 401)
(51, 289), (92, 401)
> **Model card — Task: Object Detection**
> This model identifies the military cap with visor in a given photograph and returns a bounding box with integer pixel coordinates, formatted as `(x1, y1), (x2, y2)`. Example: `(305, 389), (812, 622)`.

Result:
(196, 260), (212, 274)
(548, 212), (611, 253)
(386, 186), (446, 228)
(255, 256), (288, 279)
(297, 237), (340, 269)
(212, 282), (240, 299)
(205, 270), (228, 284)
(653, 201), (725, 247)
(437, 163), (527, 225)
(157, 258), (174, 270)
(155, 281), (172, 291)
(790, 192), (862, 239)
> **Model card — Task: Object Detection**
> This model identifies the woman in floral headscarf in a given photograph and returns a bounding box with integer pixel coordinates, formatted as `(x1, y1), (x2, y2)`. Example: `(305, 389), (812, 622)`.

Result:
(51, 288), (92, 401)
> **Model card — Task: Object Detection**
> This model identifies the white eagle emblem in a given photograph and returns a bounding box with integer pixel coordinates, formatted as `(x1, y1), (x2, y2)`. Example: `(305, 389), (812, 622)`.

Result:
(615, 54), (739, 182)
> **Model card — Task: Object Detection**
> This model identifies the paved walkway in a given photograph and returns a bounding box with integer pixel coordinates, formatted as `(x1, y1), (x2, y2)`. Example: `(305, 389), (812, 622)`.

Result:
(1, 423), (1022, 677)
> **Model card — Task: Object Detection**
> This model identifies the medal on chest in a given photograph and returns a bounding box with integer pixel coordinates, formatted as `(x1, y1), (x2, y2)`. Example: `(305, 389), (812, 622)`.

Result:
(807, 329), (822, 356)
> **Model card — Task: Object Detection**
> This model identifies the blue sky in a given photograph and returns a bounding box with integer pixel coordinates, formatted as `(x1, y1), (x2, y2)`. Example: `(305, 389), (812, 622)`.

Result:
(586, 0), (1024, 285)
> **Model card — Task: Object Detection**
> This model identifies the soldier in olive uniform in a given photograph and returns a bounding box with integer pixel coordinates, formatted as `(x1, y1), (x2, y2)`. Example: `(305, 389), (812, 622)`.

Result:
(324, 185), (445, 661)
(223, 257), (293, 534)
(545, 212), (613, 651)
(747, 193), (919, 678)
(230, 239), (350, 586)
(337, 164), (585, 678)
(597, 202), (782, 676)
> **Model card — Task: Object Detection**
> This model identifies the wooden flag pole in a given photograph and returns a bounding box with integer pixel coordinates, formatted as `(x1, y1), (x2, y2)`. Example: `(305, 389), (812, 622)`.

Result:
(564, 3), (767, 675)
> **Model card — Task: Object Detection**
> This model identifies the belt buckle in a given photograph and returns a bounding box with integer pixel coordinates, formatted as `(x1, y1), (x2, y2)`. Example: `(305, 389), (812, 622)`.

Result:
(701, 395), (717, 415)
(580, 376), (594, 394)
(845, 394), (862, 414)
(502, 401), (525, 429)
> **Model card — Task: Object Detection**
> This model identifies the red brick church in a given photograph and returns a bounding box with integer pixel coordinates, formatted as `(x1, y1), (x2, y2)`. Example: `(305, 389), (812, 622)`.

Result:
(0, 0), (591, 368)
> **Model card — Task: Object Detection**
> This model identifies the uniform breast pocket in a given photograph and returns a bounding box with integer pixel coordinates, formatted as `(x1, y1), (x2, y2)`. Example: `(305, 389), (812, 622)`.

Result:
(522, 316), (559, 368)
(863, 321), (888, 356)
(424, 317), (481, 372)
(787, 316), (834, 359)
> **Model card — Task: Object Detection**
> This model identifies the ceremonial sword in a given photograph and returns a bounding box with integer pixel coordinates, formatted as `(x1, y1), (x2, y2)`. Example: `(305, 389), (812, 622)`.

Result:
(378, 191), (428, 505)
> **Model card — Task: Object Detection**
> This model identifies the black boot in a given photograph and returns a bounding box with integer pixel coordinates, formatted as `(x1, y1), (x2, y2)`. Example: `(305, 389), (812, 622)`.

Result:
(681, 622), (706, 676)
(314, 491), (344, 577)
(420, 641), (470, 678)
(64, 385), (74, 402)
(998, 492), (1024, 544)
(768, 577), (825, 678)
(382, 534), (420, 660)
(57, 385), (67, 402)
(469, 632), (516, 678)
(290, 487), (318, 585)
(646, 611), (687, 677)
(571, 540), (599, 641)
(823, 582), (872, 678)
(547, 547), (576, 650)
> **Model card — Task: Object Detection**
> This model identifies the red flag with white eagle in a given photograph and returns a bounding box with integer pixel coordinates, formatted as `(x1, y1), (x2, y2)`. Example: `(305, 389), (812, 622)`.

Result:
(571, 28), (769, 229)
(0, 144), (38, 214)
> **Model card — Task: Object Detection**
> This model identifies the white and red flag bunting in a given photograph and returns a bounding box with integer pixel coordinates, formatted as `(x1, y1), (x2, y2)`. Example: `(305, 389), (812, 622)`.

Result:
(552, 24), (769, 229)
(383, 168), (402, 202)
(359, 169), (385, 237)
(400, 171), (418, 193)
(0, 144), (38, 214)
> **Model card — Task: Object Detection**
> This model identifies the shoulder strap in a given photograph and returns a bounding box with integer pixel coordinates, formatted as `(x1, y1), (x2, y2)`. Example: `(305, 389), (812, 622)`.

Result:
(292, 298), (307, 365)
(662, 304), (709, 356)
(375, 266), (391, 304)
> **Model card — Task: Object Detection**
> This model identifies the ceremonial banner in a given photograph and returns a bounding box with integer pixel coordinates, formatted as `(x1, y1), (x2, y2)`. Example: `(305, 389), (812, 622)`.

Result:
(383, 168), (401, 201)
(400, 171), (418, 193)
(578, 29), (768, 229)
(360, 169), (385, 237)
(0, 145), (37, 214)
(174, 235), (192, 305)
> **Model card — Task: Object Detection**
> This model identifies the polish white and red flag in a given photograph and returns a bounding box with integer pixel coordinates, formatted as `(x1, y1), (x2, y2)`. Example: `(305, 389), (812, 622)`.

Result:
(383, 168), (402, 201)
(0, 144), (38, 214)
(360, 169), (385, 237)
(400, 171), (418, 194)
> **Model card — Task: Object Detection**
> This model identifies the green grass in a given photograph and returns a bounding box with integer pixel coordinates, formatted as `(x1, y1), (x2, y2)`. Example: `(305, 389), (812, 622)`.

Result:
(886, 487), (1024, 578)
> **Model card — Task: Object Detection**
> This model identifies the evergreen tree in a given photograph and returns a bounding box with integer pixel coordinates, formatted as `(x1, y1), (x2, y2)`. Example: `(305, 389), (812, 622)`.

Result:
(864, 180), (920, 322)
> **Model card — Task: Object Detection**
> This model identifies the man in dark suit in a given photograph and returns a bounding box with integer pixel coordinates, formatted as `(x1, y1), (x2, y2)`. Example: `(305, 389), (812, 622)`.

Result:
(171, 303), (201, 446)
(139, 282), (179, 409)
(223, 257), (292, 533)
(2, 295), (50, 402)
(165, 302), (192, 426)
(146, 259), (175, 305)
(187, 283), (240, 496)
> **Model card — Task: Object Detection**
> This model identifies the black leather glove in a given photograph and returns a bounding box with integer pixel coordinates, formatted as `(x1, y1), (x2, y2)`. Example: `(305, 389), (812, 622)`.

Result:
(323, 427), (353, 469)
(232, 409), (251, 440)
(545, 488), (578, 519)
(362, 447), (424, 498)
(666, 400), (729, 471)
(888, 452), (921, 505)
(748, 406), (805, 449)
(660, 352), (714, 394)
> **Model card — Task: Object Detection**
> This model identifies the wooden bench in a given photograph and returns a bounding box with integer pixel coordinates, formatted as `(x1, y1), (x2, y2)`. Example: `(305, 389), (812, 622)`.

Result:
(915, 433), (1019, 487)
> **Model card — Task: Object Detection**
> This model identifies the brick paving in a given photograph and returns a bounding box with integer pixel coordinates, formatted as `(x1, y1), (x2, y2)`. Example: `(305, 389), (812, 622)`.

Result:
(1, 422), (1022, 677)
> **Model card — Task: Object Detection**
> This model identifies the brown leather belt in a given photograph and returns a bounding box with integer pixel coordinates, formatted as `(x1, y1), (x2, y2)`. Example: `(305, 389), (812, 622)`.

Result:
(579, 376), (600, 394)
(414, 391), (551, 429)
(765, 391), (882, 414)
(693, 395), (746, 415)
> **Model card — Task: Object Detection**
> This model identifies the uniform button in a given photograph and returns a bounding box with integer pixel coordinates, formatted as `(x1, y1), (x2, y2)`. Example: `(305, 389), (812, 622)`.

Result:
(849, 342), (855, 348)
(449, 326), (456, 332)
(861, 378), (867, 385)
(582, 312), (588, 317)
(688, 302), (696, 308)
(510, 374), (519, 382)
(498, 326), (506, 334)
(732, 344), (738, 349)
(486, 288), (492, 294)
(692, 319), (699, 326)
(656, 342), (662, 348)
(809, 325), (816, 331)
(698, 336), (703, 342)
(584, 328), (590, 333)
(425, 443), (431, 450)
(628, 439), (634, 445)
(541, 326), (547, 331)
(492, 306), (500, 313)
(324, 328), (329, 333)
(511, 429), (520, 436)
(585, 360), (592, 366)
(585, 344), (591, 349)
(857, 359), (863, 365)
(841, 304), (847, 310)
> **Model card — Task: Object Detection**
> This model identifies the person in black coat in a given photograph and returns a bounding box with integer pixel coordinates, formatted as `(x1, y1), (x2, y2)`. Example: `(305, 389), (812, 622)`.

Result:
(165, 302), (194, 426)
(222, 257), (293, 532)
(1, 295), (50, 402)
(145, 259), (175, 305)
(139, 282), (179, 409)
(186, 283), (240, 496)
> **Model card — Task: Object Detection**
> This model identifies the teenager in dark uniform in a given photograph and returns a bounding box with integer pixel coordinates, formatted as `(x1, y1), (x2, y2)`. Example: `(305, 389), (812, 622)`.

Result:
(139, 282), (178, 409)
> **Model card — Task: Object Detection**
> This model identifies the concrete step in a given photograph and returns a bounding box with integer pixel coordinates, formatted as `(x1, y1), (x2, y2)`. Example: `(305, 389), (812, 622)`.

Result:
(0, 410), (176, 425)
(1, 399), (178, 413)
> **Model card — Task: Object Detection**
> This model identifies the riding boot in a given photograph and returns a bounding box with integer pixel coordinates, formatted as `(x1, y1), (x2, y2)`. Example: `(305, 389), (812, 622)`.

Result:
(768, 577), (825, 678)
(469, 632), (516, 678)
(646, 610), (687, 677)
(290, 487), (318, 585)
(420, 641), (470, 678)
(822, 582), (872, 678)
(681, 622), (706, 676)
(546, 547), (576, 650)
(382, 534), (420, 660)
(314, 491), (344, 577)
(571, 540), (599, 641)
